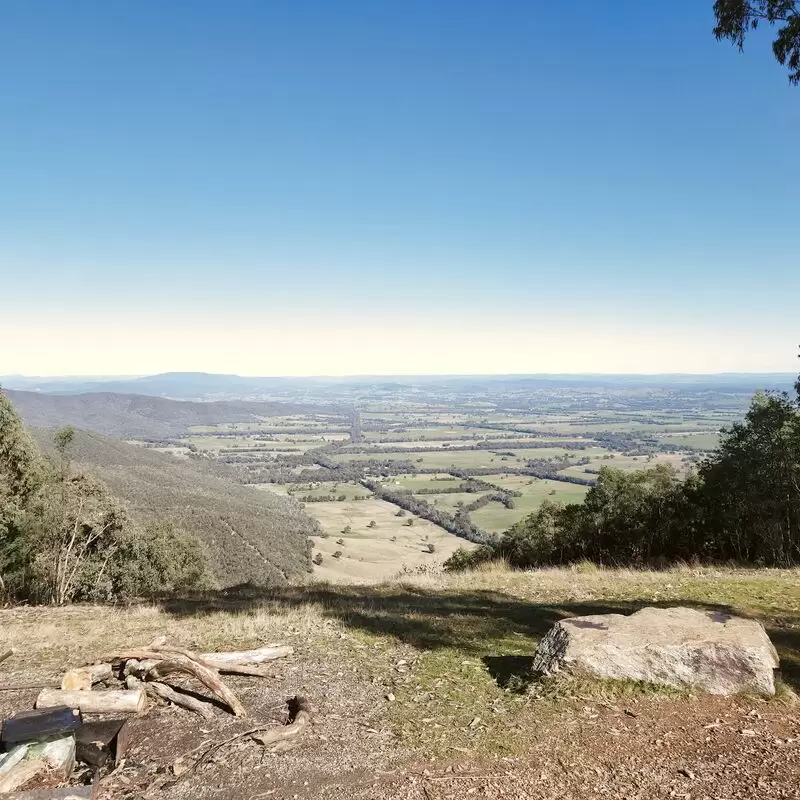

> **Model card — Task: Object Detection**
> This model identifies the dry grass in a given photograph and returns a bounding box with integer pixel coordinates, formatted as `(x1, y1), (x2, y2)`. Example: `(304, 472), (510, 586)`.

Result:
(2, 564), (798, 760)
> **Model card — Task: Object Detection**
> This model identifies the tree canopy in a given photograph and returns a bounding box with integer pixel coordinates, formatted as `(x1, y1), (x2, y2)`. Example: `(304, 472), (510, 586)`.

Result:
(1, 390), (208, 603)
(447, 376), (800, 571)
(714, 0), (800, 83)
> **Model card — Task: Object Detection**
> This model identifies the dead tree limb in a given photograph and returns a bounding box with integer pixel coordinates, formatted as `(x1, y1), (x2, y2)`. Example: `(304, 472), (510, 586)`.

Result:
(170, 696), (312, 787)
(144, 681), (216, 721)
(128, 656), (273, 679)
(146, 660), (246, 718)
(252, 696), (311, 748)
(200, 645), (293, 665)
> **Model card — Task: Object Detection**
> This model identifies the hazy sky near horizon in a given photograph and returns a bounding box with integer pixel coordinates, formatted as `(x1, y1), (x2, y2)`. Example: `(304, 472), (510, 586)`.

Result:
(1, 1), (797, 377)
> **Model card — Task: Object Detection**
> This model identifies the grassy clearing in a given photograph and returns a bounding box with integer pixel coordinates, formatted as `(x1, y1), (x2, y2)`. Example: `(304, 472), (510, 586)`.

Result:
(557, 452), (692, 480)
(384, 473), (463, 492)
(303, 497), (472, 582)
(470, 480), (590, 532)
(308, 564), (800, 754)
(362, 426), (507, 442)
(288, 481), (371, 500)
(4, 565), (795, 761)
(658, 432), (721, 450)
(424, 491), (491, 512)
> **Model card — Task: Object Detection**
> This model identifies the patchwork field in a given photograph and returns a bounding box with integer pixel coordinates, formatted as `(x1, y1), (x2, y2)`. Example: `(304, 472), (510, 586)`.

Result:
(142, 381), (748, 583)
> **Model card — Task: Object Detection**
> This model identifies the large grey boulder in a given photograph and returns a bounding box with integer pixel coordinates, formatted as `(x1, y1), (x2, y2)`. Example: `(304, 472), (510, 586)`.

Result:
(531, 607), (779, 696)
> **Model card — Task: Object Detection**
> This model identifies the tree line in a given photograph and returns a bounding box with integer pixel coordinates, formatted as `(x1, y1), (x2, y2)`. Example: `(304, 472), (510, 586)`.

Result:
(361, 480), (497, 545)
(447, 385), (800, 570)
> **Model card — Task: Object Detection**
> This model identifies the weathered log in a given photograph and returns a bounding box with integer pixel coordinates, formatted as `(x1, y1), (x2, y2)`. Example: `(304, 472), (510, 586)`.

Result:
(145, 660), (246, 718)
(142, 681), (215, 721)
(35, 689), (146, 715)
(252, 696), (311, 748)
(102, 649), (169, 664)
(0, 648), (14, 666)
(61, 664), (113, 691)
(1, 707), (82, 747)
(152, 645), (216, 669)
(126, 657), (272, 680)
(200, 645), (293, 665)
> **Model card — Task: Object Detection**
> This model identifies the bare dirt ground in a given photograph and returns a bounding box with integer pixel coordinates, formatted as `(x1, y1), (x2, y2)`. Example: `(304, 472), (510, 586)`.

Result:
(1, 566), (798, 799)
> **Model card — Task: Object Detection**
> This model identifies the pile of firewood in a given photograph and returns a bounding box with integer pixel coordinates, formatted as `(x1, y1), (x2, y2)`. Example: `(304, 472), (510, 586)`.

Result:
(34, 637), (293, 720)
(1, 639), (308, 797)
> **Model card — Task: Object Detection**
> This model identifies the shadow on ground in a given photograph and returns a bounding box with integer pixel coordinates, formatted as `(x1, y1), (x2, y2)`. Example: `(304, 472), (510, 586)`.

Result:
(158, 583), (800, 692)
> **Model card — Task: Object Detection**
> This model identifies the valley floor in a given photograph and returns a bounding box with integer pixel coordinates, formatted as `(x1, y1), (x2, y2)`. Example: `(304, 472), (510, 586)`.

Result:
(1, 566), (799, 799)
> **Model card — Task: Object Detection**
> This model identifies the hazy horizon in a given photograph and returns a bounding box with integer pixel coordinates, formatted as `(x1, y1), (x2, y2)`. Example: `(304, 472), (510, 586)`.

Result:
(3, 368), (797, 381)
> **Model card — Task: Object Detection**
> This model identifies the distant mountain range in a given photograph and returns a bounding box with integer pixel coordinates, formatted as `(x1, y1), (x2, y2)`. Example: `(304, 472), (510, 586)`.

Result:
(2, 370), (796, 400)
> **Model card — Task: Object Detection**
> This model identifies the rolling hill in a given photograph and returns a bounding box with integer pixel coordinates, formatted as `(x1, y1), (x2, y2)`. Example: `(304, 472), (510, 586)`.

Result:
(32, 428), (317, 588)
(8, 389), (332, 439)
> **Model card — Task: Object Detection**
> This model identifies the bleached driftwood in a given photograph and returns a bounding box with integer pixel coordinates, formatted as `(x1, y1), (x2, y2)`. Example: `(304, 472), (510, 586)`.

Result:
(35, 688), (146, 714)
(126, 656), (273, 679)
(104, 643), (290, 676)
(199, 645), (293, 665)
(124, 658), (246, 717)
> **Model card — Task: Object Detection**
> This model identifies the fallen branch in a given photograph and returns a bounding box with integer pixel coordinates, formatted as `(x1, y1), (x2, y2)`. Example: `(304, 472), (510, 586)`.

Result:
(102, 649), (171, 664)
(252, 696), (311, 748)
(143, 681), (216, 721)
(199, 645), (293, 665)
(170, 696), (312, 786)
(103, 644), (291, 669)
(128, 656), (273, 680)
(0, 648), (14, 666)
(123, 657), (245, 718)
(145, 660), (246, 718)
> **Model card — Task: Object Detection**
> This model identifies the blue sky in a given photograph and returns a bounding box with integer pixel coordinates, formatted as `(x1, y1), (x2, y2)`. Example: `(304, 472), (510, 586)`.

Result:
(1, 1), (797, 375)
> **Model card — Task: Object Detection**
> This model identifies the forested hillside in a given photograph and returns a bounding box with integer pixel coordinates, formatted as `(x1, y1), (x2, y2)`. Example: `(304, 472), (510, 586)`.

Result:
(31, 428), (317, 587)
(7, 389), (332, 439)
